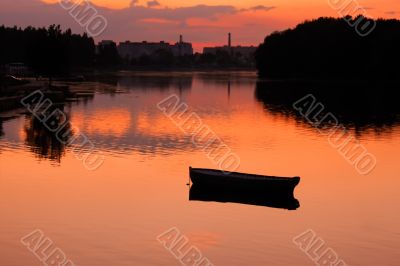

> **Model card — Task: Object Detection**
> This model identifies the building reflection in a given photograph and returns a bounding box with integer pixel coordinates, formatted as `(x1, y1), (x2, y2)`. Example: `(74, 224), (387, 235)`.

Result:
(118, 74), (193, 92)
(5, 73), (400, 164)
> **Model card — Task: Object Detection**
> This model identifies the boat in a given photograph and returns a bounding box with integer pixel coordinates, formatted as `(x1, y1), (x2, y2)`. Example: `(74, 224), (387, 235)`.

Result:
(189, 167), (300, 194)
(189, 184), (300, 210)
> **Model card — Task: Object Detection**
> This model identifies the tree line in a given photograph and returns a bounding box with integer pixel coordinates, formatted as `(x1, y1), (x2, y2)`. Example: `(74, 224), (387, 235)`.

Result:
(0, 25), (95, 78)
(255, 16), (400, 79)
(0, 24), (255, 78)
(121, 49), (255, 69)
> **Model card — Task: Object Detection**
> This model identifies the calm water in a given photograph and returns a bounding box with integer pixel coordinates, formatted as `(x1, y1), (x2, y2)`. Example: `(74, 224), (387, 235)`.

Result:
(0, 72), (399, 266)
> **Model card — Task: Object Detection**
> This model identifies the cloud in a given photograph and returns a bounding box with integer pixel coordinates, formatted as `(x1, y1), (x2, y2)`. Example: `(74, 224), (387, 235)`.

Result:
(0, 1), (238, 27)
(385, 11), (399, 15)
(129, 0), (138, 7)
(249, 5), (276, 12)
(0, 0), (280, 50)
(240, 5), (276, 12)
(147, 1), (160, 8)
(140, 18), (179, 25)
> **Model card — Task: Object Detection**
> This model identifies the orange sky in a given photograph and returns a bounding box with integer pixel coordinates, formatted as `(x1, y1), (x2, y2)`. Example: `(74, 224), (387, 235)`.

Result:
(2, 0), (400, 51)
(41, 0), (400, 12)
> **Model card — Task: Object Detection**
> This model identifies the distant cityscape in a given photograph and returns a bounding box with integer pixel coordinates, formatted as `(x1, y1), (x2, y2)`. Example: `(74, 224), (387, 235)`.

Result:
(98, 33), (257, 64)
(1, 25), (260, 79)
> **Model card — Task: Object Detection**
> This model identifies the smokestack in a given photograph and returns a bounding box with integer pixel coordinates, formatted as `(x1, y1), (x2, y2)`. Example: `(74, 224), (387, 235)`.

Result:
(228, 33), (231, 48)
(180, 35), (183, 44)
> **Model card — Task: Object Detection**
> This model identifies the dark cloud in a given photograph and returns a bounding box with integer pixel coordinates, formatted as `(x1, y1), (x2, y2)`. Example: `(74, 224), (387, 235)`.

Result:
(239, 5), (276, 12)
(249, 5), (276, 12)
(147, 1), (160, 7)
(0, 0), (278, 48)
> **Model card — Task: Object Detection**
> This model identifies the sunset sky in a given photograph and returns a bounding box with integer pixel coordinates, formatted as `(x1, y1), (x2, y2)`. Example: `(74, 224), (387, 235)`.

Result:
(1, 0), (399, 51)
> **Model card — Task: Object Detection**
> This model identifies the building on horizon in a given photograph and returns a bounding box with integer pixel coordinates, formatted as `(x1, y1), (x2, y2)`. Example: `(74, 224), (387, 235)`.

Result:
(97, 40), (117, 53)
(98, 40), (116, 47)
(203, 33), (257, 61)
(117, 35), (193, 60)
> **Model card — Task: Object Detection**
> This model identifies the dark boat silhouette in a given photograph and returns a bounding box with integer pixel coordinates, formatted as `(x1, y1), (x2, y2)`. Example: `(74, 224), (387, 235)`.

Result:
(189, 167), (300, 193)
(189, 184), (300, 210)
(189, 167), (300, 210)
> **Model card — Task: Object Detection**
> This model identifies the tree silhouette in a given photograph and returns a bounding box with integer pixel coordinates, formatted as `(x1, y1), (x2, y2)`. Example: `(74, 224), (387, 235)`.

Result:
(0, 25), (95, 80)
(96, 42), (120, 66)
(255, 16), (400, 79)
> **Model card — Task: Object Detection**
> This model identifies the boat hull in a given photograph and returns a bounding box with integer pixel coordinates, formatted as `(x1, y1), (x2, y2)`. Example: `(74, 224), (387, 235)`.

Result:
(189, 167), (300, 194)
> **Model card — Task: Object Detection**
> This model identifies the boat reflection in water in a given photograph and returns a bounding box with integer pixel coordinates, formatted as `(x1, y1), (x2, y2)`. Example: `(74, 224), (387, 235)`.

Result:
(189, 168), (301, 210)
(189, 185), (300, 210)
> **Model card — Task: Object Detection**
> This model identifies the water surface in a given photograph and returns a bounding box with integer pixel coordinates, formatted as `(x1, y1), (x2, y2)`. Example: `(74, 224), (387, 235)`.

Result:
(0, 72), (399, 265)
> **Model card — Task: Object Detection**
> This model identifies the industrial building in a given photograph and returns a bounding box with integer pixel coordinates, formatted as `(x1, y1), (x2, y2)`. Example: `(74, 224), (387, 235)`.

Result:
(117, 35), (193, 60)
(203, 33), (257, 59)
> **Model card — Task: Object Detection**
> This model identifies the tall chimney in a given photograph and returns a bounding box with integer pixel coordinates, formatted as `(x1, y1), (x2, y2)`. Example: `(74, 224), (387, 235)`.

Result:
(180, 35), (183, 44)
(228, 32), (231, 48)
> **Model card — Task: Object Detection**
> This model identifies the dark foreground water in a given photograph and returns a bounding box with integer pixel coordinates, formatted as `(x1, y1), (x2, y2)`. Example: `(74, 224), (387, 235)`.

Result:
(0, 72), (399, 266)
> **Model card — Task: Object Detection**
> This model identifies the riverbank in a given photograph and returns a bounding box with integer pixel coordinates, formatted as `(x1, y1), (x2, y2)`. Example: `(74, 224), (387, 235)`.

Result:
(0, 80), (96, 113)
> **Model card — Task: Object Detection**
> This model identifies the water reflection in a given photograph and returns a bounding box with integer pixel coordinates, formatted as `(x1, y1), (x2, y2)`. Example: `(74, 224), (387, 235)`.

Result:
(255, 80), (400, 135)
(195, 71), (257, 86)
(24, 106), (73, 163)
(189, 184), (300, 210)
(2, 73), (400, 164)
(1, 72), (400, 266)
(117, 73), (193, 92)
(0, 119), (4, 138)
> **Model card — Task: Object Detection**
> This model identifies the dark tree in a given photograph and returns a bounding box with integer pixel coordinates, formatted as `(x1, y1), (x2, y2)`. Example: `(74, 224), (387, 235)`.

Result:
(96, 42), (120, 66)
(153, 49), (174, 66)
(0, 25), (96, 80)
(138, 54), (152, 66)
(26, 25), (69, 82)
(255, 16), (400, 79)
(215, 50), (233, 66)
